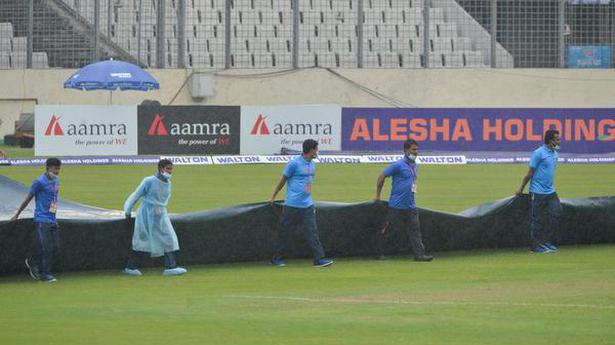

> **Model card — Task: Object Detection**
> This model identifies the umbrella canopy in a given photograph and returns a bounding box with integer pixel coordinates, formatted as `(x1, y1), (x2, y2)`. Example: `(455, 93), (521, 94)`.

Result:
(63, 59), (160, 91)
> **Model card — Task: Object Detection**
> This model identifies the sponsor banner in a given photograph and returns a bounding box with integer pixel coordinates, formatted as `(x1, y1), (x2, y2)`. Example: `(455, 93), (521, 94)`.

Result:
(316, 155), (362, 164)
(211, 155), (464, 165)
(161, 156), (214, 165)
(567, 45), (612, 68)
(212, 155), (266, 165)
(241, 105), (342, 154)
(35, 106), (138, 156)
(1, 154), (613, 166)
(138, 106), (240, 155)
(0, 156), (159, 166)
(360, 155), (467, 164)
(342, 108), (615, 154)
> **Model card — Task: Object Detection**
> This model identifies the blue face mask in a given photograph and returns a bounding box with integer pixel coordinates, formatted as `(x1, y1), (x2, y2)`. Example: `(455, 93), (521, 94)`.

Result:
(161, 172), (172, 180)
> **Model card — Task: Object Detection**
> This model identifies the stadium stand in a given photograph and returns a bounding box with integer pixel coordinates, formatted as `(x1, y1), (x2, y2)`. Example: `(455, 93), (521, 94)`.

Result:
(18, 0), (615, 69)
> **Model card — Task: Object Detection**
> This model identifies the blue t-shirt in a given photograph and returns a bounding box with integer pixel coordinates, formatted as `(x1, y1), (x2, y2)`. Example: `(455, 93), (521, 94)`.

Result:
(529, 145), (558, 194)
(384, 158), (418, 210)
(283, 156), (316, 208)
(29, 173), (59, 224)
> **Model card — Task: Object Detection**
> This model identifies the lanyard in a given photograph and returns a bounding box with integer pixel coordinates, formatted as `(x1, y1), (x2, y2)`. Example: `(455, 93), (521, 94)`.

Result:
(47, 177), (58, 203)
(404, 159), (417, 178)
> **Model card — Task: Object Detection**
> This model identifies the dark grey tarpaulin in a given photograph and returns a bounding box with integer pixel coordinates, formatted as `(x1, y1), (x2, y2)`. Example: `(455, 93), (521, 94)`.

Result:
(1, 175), (614, 276)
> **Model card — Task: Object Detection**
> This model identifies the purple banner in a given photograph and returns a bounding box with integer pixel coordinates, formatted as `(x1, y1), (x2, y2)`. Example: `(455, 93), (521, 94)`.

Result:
(0, 156), (160, 166)
(342, 108), (615, 153)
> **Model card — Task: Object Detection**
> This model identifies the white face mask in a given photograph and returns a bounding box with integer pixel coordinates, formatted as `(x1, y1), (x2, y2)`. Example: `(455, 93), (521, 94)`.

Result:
(405, 154), (417, 162)
(47, 171), (58, 178)
(161, 171), (172, 179)
(552, 144), (560, 152)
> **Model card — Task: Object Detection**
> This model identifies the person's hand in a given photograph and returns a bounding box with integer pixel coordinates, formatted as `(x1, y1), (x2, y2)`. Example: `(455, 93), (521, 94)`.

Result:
(10, 214), (17, 222)
(125, 213), (131, 220)
(373, 195), (381, 203)
(515, 188), (523, 196)
(268, 197), (275, 205)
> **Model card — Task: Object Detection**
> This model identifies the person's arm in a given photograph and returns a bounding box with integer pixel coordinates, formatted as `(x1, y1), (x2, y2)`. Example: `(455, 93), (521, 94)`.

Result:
(516, 168), (535, 196)
(516, 150), (540, 196)
(269, 175), (288, 204)
(270, 161), (295, 204)
(374, 173), (387, 201)
(11, 193), (34, 221)
(375, 163), (397, 201)
(123, 178), (148, 218)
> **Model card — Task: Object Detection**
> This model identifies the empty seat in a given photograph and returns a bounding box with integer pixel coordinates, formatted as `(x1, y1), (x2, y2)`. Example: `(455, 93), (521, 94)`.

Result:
(398, 23), (419, 38)
(431, 38), (452, 53)
(272, 52), (292, 67)
(463, 51), (487, 67)
(11, 37), (27, 52)
(0, 51), (9, 69)
(0, 22), (13, 39)
(415, 25), (439, 39)
(315, 52), (336, 67)
(429, 8), (445, 21)
(331, 0), (353, 11)
(410, 0), (424, 8)
(254, 1), (274, 10)
(231, 53), (251, 67)
(32, 52), (49, 68)
(405, 7), (423, 23)
(338, 53), (357, 68)
(253, 53), (274, 67)
(231, 0), (253, 10)
(0, 37), (10, 52)
(409, 38), (424, 53)
(330, 38), (353, 53)
(380, 52), (403, 68)
(367, 38), (392, 52)
(427, 53), (443, 68)
(383, 9), (404, 23)
(451, 37), (472, 51)
(401, 53), (422, 68)
(443, 52), (463, 68)
(10, 52), (26, 68)
(363, 10), (384, 24)
(363, 24), (380, 38)
(437, 23), (457, 38)
(362, 52), (380, 68)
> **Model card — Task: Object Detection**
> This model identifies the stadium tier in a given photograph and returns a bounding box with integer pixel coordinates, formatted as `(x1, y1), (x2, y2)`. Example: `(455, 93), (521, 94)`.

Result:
(0, 0), (614, 69)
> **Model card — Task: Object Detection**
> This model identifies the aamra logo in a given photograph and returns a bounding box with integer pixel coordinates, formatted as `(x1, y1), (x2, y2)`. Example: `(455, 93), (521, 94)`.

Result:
(44, 115), (64, 136)
(148, 114), (169, 136)
(147, 113), (231, 136)
(249, 113), (333, 136)
(250, 114), (270, 135)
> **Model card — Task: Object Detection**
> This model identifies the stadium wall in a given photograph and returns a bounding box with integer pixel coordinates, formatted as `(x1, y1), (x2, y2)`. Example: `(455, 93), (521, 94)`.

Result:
(2, 68), (615, 138)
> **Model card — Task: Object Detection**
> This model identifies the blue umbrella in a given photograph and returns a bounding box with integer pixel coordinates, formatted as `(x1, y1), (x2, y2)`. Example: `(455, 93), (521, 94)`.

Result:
(64, 59), (159, 103)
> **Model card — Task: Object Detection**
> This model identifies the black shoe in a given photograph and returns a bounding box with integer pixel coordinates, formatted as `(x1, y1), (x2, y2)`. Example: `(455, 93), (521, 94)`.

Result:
(414, 255), (433, 262)
(40, 274), (57, 283)
(25, 258), (40, 280)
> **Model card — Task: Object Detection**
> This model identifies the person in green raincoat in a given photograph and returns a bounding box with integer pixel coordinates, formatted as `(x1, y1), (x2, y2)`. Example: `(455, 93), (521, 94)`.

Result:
(123, 159), (187, 276)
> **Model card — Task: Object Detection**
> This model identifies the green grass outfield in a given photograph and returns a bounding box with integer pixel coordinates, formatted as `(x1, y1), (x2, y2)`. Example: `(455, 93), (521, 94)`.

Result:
(1, 148), (614, 344)
(1, 246), (614, 345)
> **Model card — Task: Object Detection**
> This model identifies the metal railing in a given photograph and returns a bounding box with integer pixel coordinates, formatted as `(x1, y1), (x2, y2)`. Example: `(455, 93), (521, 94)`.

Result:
(0, 0), (613, 69)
